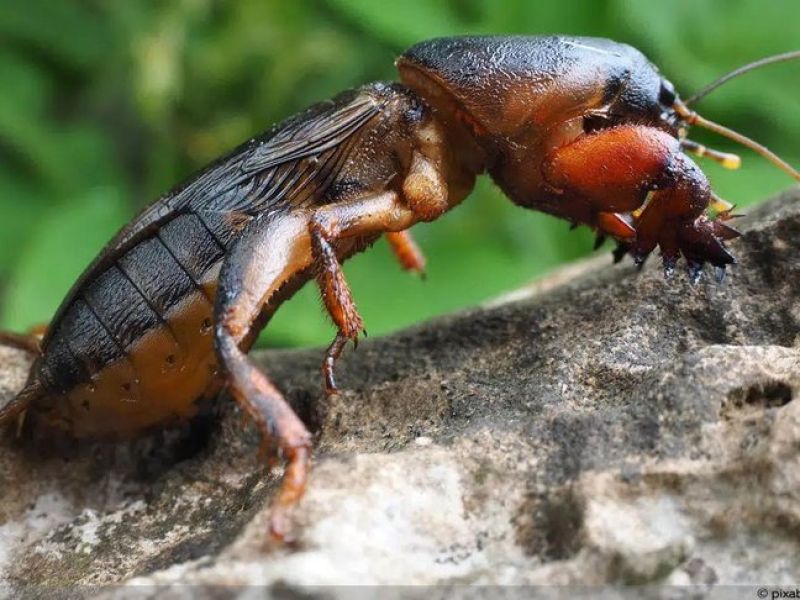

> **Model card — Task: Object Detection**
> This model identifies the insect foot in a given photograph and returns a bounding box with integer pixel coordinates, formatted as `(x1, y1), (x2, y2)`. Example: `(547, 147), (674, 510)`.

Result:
(631, 211), (741, 283)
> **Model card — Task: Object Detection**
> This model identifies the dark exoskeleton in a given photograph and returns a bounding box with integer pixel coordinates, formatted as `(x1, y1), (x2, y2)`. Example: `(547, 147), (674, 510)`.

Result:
(1, 36), (798, 539)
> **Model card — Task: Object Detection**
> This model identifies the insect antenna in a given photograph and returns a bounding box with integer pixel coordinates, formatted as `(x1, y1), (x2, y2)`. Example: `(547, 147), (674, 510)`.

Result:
(674, 100), (800, 182)
(685, 50), (800, 106)
(672, 50), (800, 181)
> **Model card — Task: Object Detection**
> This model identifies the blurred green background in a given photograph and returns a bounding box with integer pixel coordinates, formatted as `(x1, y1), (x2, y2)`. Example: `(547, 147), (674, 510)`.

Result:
(0, 0), (798, 348)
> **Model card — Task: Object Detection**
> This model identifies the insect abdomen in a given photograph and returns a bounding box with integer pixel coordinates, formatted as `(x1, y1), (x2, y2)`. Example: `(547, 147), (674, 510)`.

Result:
(34, 211), (232, 436)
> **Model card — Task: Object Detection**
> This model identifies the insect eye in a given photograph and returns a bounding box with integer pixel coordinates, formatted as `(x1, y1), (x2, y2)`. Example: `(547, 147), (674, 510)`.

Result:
(658, 80), (677, 107)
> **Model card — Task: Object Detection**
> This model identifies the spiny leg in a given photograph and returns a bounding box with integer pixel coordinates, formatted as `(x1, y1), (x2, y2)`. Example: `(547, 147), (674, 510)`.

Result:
(308, 192), (423, 394)
(214, 213), (316, 541)
(312, 230), (432, 393)
(629, 154), (737, 281)
(310, 221), (365, 395)
(309, 150), (449, 394)
(386, 230), (426, 276)
(543, 124), (738, 279)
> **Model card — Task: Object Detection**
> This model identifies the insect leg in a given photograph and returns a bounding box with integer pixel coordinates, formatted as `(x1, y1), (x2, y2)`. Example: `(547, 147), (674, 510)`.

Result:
(218, 328), (311, 542)
(0, 380), (41, 432)
(0, 331), (42, 355)
(0, 327), (45, 429)
(215, 191), (424, 538)
(632, 150), (737, 271)
(308, 193), (419, 394)
(322, 333), (348, 394)
(311, 150), (449, 392)
(310, 222), (364, 394)
(214, 212), (316, 541)
(543, 124), (738, 277)
(386, 231), (426, 276)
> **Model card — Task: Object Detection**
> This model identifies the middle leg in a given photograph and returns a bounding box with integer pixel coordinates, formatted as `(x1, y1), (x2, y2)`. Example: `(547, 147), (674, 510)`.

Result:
(386, 231), (426, 276)
(309, 149), (450, 393)
(310, 220), (366, 395)
(308, 193), (420, 394)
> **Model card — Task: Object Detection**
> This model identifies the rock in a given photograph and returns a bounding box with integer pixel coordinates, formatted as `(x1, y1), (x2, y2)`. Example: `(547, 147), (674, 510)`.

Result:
(1, 189), (799, 594)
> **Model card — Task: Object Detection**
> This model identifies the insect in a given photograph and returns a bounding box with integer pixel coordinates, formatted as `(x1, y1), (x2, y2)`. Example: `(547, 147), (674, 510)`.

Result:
(1, 36), (798, 540)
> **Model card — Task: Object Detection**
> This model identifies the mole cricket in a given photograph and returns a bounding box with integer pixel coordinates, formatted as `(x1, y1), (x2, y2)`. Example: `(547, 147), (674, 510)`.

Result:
(1, 36), (798, 540)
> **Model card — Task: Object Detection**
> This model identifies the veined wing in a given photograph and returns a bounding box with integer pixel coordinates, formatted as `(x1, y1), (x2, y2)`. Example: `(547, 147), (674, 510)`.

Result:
(42, 87), (386, 344)
(117, 87), (386, 245)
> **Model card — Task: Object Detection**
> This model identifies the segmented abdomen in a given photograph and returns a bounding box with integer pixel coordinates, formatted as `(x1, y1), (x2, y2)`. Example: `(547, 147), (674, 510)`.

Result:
(35, 211), (234, 436)
(27, 83), (401, 436)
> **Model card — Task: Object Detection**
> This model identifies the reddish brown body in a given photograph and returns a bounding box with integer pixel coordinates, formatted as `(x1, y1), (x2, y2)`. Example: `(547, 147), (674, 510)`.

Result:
(8, 83), (462, 439)
(1, 35), (790, 539)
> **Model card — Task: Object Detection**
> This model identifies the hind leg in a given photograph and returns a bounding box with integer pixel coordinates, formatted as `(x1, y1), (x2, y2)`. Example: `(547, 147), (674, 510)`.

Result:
(216, 328), (312, 541)
(213, 213), (317, 541)
(0, 330), (43, 355)
(0, 327), (45, 428)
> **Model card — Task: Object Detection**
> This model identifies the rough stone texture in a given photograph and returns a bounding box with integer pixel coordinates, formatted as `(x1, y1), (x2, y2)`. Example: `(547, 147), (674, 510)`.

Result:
(1, 190), (799, 595)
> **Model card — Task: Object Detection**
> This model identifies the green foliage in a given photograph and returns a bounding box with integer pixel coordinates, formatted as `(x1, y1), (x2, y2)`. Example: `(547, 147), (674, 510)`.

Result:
(0, 0), (797, 347)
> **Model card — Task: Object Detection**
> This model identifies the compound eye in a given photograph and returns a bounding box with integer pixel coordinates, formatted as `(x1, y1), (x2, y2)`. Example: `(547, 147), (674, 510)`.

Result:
(658, 79), (677, 107)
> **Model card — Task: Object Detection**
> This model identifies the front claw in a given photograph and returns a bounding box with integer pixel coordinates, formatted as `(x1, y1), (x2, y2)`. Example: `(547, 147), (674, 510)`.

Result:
(612, 241), (631, 264)
(626, 213), (739, 283)
(678, 216), (736, 266)
(686, 260), (704, 285)
(664, 216), (738, 283)
(619, 165), (740, 282)
(662, 253), (678, 279)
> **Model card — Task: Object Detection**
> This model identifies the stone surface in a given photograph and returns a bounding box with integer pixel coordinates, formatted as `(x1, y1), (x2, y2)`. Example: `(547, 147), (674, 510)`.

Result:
(0, 190), (799, 595)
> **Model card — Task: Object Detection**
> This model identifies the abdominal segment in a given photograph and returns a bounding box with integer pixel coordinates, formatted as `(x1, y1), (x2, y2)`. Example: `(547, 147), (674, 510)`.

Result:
(45, 286), (220, 438)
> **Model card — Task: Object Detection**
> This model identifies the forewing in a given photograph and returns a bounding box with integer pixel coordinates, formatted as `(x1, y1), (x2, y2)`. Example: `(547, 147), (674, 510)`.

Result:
(113, 90), (384, 247)
(240, 95), (380, 175)
(182, 93), (383, 215)
(41, 89), (383, 343)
